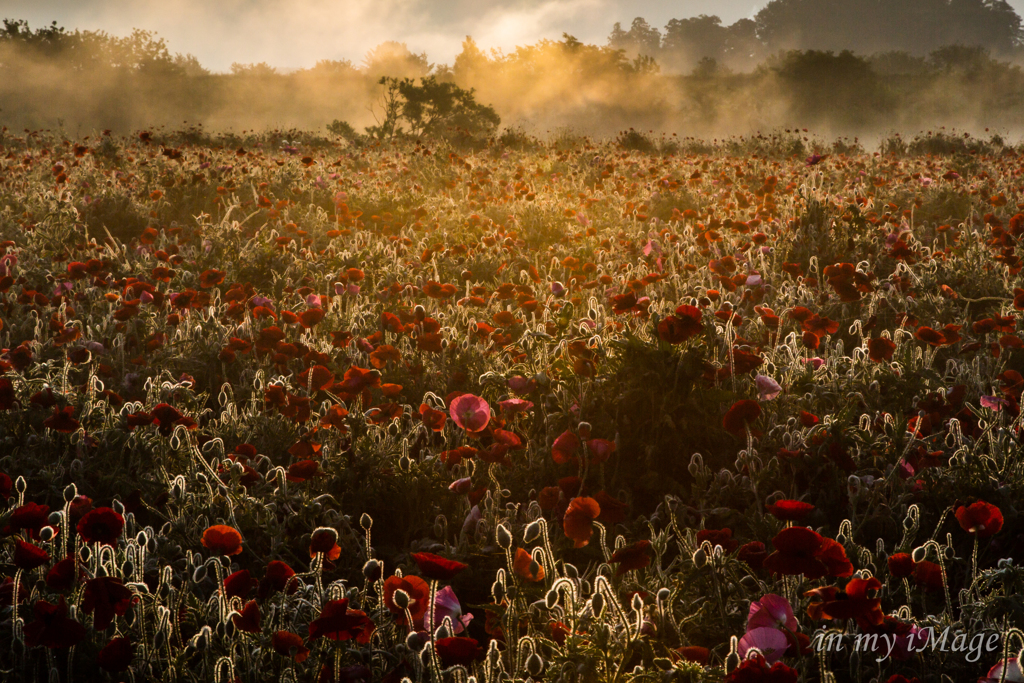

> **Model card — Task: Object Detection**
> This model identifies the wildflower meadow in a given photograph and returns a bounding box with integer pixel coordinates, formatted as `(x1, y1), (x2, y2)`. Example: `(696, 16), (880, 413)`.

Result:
(1, 125), (1024, 683)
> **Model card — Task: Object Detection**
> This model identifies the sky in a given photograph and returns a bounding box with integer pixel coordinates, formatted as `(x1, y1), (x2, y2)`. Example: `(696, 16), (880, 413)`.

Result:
(5, 0), (770, 72)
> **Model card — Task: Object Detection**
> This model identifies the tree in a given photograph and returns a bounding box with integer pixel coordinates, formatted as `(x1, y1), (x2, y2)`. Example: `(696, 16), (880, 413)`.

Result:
(366, 76), (499, 142)
(754, 0), (1023, 56)
(362, 42), (431, 80)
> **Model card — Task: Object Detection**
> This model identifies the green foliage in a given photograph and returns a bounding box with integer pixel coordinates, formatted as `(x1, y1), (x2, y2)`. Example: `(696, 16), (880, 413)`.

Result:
(365, 76), (500, 143)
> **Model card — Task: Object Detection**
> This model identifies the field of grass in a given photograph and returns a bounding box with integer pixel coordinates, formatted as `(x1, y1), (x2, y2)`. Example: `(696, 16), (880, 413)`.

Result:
(2, 126), (1024, 682)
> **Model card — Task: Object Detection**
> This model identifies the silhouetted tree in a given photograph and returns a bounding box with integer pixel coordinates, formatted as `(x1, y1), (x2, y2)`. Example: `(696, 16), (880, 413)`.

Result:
(754, 0), (1022, 56)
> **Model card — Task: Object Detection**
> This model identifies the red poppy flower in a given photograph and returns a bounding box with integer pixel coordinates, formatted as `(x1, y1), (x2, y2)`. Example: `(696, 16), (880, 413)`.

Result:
(513, 548), (545, 582)
(201, 525), (243, 556)
(383, 575), (430, 624)
(419, 404), (447, 431)
(151, 403), (187, 436)
(97, 636), (133, 672)
(223, 569), (253, 599)
(675, 646), (709, 665)
(299, 308), (325, 329)
(564, 496), (601, 548)
(766, 500), (815, 522)
(82, 576), (133, 630)
(435, 636), (484, 667)
(737, 541), (768, 570)
(723, 400), (762, 436)
(594, 490), (628, 525)
(696, 528), (739, 553)
(955, 501), (1003, 538)
(725, 653), (798, 683)
(77, 507), (124, 546)
(763, 527), (852, 580)
(232, 600), (261, 634)
(259, 561), (298, 598)
(610, 540), (652, 576)
(14, 539), (49, 570)
(308, 599), (375, 643)
(0, 378), (16, 410)
(411, 552), (468, 581)
(287, 460), (321, 482)
(272, 630), (309, 662)
(868, 337), (896, 362)
(43, 406), (80, 433)
(887, 553), (914, 579)
(24, 598), (87, 649)
(46, 556), (79, 591)
(805, 577), (884, 625)
(913, 560), (944, 592)
(552, 430), (580, 464)
(10, 501), (50, 535)
(657, 305), (703, 343)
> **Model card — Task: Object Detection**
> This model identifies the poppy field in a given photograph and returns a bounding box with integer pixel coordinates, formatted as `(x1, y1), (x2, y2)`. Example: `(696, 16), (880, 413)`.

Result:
(3, 126), (1024, 683)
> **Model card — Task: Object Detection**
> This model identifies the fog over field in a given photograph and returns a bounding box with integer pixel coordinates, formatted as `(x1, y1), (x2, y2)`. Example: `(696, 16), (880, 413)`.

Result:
(3, 0), (1024, 141)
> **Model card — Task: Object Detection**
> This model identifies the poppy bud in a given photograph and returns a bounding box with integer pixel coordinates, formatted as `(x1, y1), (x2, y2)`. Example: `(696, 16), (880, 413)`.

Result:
(122, 560), (134, 577)
(545, 589), (558, 610)
(911, 546), (927, 563)
(495, 523), (512, 549)
(393, 588), (410, 610)
(192, 565), (208, 583)
(692, 547), (707, 568)
(725, 636), (740, 674)
(564, 563), (578, 579)
(526, 653), (545, 677)
(16, 475), (26, 494)
(360, 513), (373, 530)
(362, 559), (382, 582)
(48, 511), (62, 526)
(524, 520), (542, 543)
(657, 587), (671, 603)
(433, 516), (447, 539)
(492, 578), (506, 603)
(943, 545), (955, 561)
(434, 623), (451, 640)
(414, 305), (426, 321)
(63, 483), (78, 502)
(688, 453), (703, 477)
(577, 422), (592, 438)
(39, 526), (55, 542)
(591, 591), (604, 618)
(310, 527), (337, 554)
(631, 593), (644, 612)
(399, 455), (411, 472)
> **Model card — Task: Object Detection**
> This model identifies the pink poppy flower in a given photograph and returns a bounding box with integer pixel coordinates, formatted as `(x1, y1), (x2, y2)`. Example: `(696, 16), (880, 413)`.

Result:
(450, 394), (490, 432)
(738, 626), (790, 663)
(427, 586), (473, 634)
(747, 594), (798, 632)
(755, 375), (782, 401)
